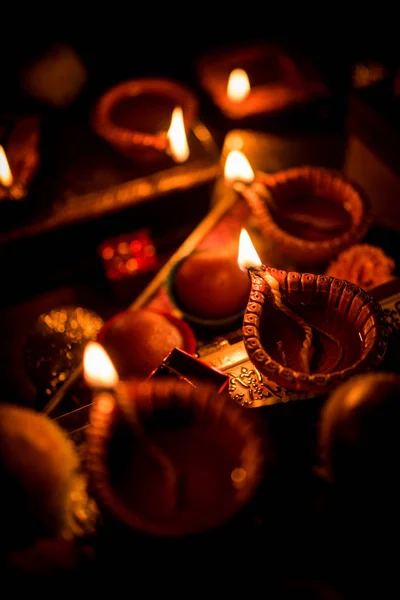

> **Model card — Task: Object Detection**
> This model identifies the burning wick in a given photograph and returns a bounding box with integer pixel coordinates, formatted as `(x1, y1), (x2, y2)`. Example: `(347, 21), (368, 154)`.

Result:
(227, 69), (251, 103)
(83, 341), (180, 512)
(224, 150), (254, 186)
(238, 229), (314, 374)
(0, 145), (13, 189)
(167, 106), (189, 163)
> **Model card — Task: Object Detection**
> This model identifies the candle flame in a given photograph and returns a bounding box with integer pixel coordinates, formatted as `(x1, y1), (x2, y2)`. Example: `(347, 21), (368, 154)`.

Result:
(238, 228), (262, 271)
(227, 68), (251, 102)
(0, 145), (13, 188)
(224, 150), (254, 184)
(167, 106), (189, 163)
(83, 341), (119, 389)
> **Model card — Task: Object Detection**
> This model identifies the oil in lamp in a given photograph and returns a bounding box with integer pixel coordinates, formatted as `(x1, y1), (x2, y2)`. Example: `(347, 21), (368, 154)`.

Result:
(238, 229), (389, 394)
(83, 342), (264, 536)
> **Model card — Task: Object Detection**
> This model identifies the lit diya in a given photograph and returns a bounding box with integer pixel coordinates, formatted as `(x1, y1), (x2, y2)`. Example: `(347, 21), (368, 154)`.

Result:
(197, 43), (329, 121)
(92, 78), (196, 163)
(239, 229), (388, 393)
(0, 118), (40, 201)
(84, 343), (263, 537)
(238, 166), (371, 267)
(166, 151), (254, 329)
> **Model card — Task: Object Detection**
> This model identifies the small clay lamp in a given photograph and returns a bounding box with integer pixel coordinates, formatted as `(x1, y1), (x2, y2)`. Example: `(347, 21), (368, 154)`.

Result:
(166, 150), (255, 329)
(83, 344), (263, 537)
(240, 167), (371, 268)
(197, 43), (329, 122)
(98, 309), (196, 379)
(239, 229), (388, 394)
(0, 118), (40, 201)
(92, 78), (197, 163)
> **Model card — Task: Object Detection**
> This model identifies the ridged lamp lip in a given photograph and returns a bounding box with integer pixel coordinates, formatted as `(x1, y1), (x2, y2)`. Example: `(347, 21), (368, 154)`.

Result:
(242, 167), (372, 266)
(86, 378), (264, 537)
(242, 267), (388, 393)
(91, 78), (198, 151)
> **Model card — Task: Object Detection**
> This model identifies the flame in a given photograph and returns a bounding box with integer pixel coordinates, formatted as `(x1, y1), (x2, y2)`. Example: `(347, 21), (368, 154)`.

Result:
(224, 150), (254, 184)
(83, 341), (119, 389)
(238, 228), (262, 271)
(227, 69), (250, 102)
(0, 145), (13, 188)
(167, 107), (189, 163)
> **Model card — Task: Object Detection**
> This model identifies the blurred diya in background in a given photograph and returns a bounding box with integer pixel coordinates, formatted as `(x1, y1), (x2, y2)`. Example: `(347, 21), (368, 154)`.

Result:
(239, 229), (388, 393)
(197, 43), (329, 121)
(92, 78), (196, 163)
(326, 244), (396, 291)
(84, 345), (264, 537)
(0, 118), (40, 201)
(238, 166), (371, 267)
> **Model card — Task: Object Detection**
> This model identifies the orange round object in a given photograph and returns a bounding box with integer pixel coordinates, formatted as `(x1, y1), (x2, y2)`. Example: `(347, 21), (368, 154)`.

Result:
(174, 251), (250, 320)
(100, 310), (193, 379)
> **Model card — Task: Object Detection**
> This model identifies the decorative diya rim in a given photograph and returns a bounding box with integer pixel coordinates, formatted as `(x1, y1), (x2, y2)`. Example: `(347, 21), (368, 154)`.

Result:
(86, 378), (264, 537)
(244, 166), (372, 264)
(97, 308), (197, 356)
(91, 78), (198, 151)
(166, 252), (246, 329)
(242, 267), (389, 393)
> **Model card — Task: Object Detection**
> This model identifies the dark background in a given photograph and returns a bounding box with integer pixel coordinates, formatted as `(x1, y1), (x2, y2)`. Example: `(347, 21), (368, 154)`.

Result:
(1, 13), (398, 112)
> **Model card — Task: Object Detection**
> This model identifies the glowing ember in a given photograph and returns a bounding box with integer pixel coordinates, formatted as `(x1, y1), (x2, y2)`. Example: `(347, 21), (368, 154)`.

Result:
(167, 107), (189, 163)
(227, 69), (251, 103)
(0, 145), (13, 188)
(83, 341), (119, 389)
(224, 150), (254, 184)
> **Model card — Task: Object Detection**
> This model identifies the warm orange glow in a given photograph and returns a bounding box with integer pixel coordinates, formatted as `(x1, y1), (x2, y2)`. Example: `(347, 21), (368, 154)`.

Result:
(238, 228), (262, 271)
(167, 107), (189, 163)
(227, 69), (250, 102)
(83, 341), (119, 389)
(0, 145), (13, 188)
(224, 150), (254, 184)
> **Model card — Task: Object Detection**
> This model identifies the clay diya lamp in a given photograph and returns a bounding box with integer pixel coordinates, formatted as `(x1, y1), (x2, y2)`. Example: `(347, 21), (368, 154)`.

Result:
(83, 346), (264, 537)
(166, 249), (251, 331)
(239, 166), (371, 268)
(239, 230), (388, 394)
(0, 118), (40, 201)
(197, 43), (329, 122)
(98, 308), (196, 380)
(92, 78), (198, 163)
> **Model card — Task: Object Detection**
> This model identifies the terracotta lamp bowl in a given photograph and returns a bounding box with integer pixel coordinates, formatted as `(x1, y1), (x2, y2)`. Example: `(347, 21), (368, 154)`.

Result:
(242, 267), (388, 394)
(92, 78), (198, 162)
(87, 379), (264, 537)
(244, 167), (371, 267)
